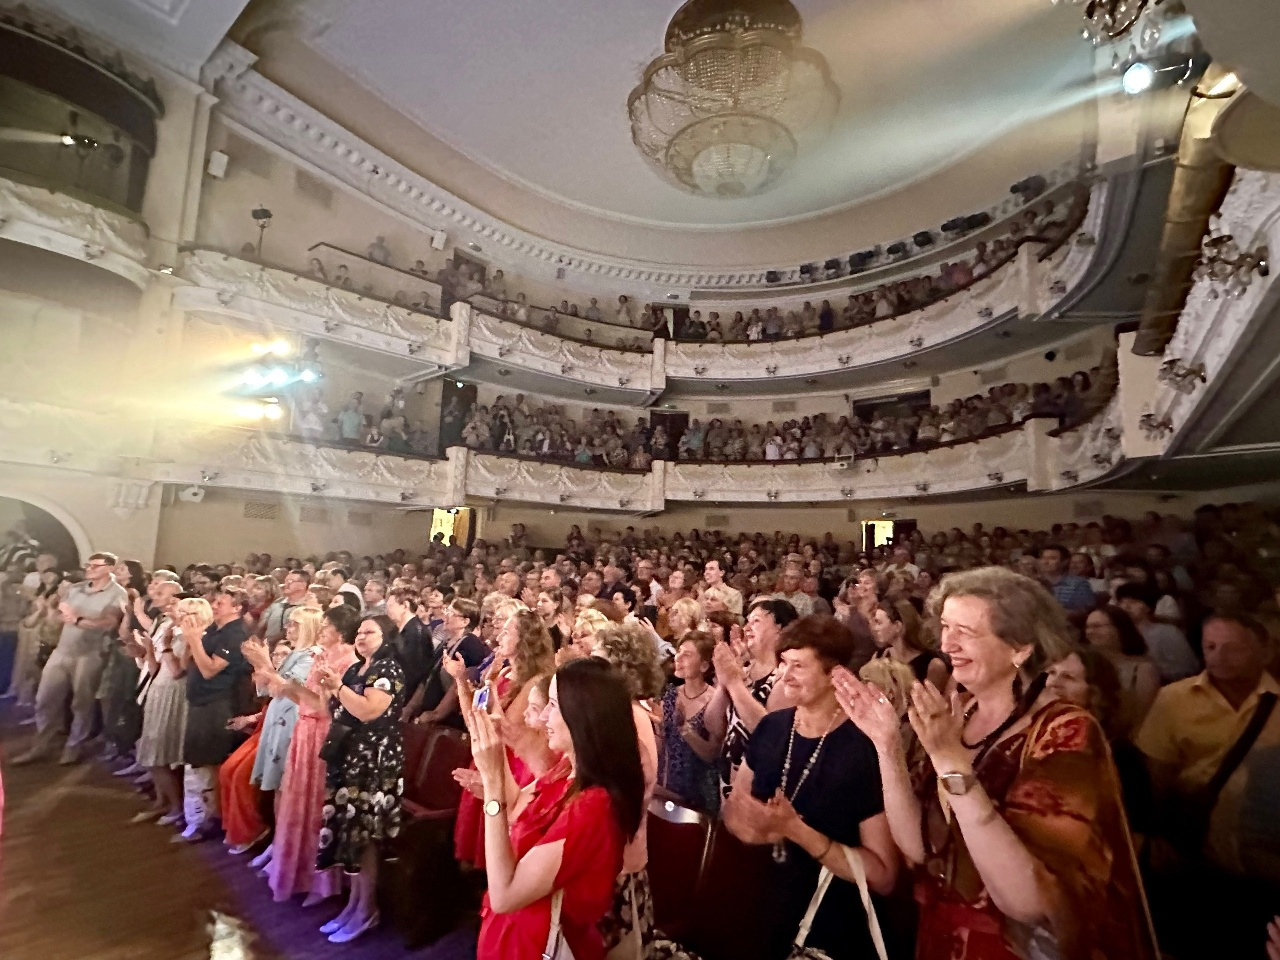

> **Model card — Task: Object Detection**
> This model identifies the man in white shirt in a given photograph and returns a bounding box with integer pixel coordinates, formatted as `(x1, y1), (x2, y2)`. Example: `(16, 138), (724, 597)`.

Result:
(701, 558), (743, 617)
(881, 543), (921, 580)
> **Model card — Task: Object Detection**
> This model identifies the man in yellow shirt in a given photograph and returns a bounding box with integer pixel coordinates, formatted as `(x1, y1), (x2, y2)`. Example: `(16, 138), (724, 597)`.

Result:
(1136, 614), (1280, 957)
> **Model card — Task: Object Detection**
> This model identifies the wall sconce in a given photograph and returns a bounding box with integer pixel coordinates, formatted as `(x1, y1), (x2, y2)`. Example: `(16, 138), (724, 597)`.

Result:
(618, 376), (631, 387)
(1049, 279), (1067, 296)
(558, 494), (570, 503)
(1157, 358), (1206, 394)
(987, 472), (1004, 483)
(837, 355), (851, 367)
(560, 363), (574, 375)
(494, 486), (508, 497)
(978, 307), (994, 320)
(49, 450), (69, 464)
(497, 345), (512, 358)
(216, 290), (235, 306)
(583, 387), (597, 396)
(765, 365), (778, 376)
(908, 337), (923, 349)
(1195, 219), (1268, 299)
(310, 480), (327, 493)
(497, 368), (511, 376)
(1139, 413), (1174, 440)
(766, 490), (779, 501)
(407, 343), (423, 356)
(201, 471), (220, 483)
(323, 320), (340, 334)
(399, 490), (416, 502)
(715, 383), (729, 392)
(693, 365), (708, 376)
(840, 487), (855, 498)
(1075, 232), (1096, 248)
(618, 498), (631, 509)
(915, 482), (930, 493)
(1060, 470), (1079, 484)
(693, 489), (706, 499)
(82, 243), (105, 261)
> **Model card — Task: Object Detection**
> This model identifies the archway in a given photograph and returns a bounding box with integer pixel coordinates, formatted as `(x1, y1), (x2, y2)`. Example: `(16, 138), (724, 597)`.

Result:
(0, 494), (86, 571)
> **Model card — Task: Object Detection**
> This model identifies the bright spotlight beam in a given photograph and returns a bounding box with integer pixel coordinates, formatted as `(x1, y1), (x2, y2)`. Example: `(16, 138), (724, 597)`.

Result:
(1122, 62), (1155, 96)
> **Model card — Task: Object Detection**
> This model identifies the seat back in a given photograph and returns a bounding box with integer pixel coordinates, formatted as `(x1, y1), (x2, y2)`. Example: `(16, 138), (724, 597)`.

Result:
(646, 798), (712, 940)
(684, 822), (776, 960)
(414, 726), (471, 811)
(400, 722), (432, 795)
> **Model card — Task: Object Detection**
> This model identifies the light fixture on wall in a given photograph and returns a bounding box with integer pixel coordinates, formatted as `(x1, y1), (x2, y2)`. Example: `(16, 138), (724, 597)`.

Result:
(1194, 218), (1269, 299)
(1156, 358), (1206, 394)
(628, 0), (839, 198)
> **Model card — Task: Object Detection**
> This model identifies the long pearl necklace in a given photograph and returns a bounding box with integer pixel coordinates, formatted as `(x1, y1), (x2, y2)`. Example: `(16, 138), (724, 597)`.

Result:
(773, 708), (839, 864)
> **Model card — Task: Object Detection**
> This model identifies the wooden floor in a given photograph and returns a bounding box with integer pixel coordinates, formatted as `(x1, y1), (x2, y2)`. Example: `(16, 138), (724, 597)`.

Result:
(0, 707), (477, 960)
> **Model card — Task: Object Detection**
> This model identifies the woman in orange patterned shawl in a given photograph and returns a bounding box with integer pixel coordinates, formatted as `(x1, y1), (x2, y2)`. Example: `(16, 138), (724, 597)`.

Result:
(834, 567), (1158, 960)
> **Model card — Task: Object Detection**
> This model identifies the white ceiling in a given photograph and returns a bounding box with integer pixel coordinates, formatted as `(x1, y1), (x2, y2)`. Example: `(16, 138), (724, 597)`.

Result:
(310, 0), (1093, 230)
(32, 0), (252, 78)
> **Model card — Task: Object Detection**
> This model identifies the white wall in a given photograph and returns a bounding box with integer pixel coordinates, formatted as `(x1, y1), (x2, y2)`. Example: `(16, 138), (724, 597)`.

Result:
(154, 487), (434, 568)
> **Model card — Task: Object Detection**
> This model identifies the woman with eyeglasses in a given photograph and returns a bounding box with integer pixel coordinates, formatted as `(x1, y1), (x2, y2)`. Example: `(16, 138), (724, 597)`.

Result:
(312, 614), (407, 943)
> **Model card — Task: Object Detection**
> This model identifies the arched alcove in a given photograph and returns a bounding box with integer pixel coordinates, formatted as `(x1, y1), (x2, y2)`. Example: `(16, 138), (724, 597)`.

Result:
(0, 493), (89, 570)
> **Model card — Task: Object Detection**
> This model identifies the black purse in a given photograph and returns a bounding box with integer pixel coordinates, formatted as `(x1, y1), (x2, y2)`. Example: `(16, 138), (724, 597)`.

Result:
(318, 719), (353, 764)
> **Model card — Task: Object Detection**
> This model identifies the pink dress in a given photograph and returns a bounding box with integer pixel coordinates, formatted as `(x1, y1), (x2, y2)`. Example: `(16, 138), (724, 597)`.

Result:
(268, 642), (359, 902)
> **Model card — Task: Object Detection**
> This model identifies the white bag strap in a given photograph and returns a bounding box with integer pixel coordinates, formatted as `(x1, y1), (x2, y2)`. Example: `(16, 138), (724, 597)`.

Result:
(543, 889), (565, 960)
(842, 845), (889, 960)
(793, 866), (834, 949)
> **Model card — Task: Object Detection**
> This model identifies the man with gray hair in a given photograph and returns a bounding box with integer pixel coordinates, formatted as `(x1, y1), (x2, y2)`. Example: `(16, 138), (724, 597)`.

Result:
(14, 551), (128, 765)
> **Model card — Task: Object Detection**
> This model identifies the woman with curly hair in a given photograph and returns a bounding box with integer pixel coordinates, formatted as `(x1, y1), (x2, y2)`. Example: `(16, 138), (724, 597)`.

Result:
(589, 621), (664, 957)
(453, 607), (556, 868)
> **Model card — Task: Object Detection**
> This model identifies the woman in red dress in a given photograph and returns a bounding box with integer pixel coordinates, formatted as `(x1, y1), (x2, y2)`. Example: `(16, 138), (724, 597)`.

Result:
(834, 567), (1158, 960)
(465, 656), (646, 960)
(452, 608), (555, 867)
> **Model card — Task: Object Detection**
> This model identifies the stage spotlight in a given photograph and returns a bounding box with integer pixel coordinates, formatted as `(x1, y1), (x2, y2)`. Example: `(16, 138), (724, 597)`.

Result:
(765, 270), (781, 283)
(241, 367), (267, 388)
(263, 398), (283, 421)
(265, 367), (290, 387)
(234, 402), (266, 420)
(886, 241), (908, 258)
(1122, 61), (1155, 95)
(913, 231), (934, 249)
(299, 368), (319, 384)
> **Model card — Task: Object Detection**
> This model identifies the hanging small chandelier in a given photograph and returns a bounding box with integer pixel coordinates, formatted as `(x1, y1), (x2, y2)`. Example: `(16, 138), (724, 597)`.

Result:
(627, 0), (839, 199)
(1051, 0), (1175, 47)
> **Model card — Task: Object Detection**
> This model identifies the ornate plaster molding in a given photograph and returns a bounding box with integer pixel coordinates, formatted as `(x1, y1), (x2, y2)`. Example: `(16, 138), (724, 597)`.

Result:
(468, 311), (661, 394)
(208, 40), (1094, 298)
(175, 248), (461, 367)
(1150, 170), (1280, 435)
(0, 174), (151, 287)
(462, 449), (664, 513)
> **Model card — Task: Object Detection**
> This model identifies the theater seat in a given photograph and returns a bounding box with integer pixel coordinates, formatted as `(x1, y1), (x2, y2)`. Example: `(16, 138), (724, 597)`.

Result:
(682, 823), (776, 960)
(646, 798), (712, 941)
(380, 724), (475, 948)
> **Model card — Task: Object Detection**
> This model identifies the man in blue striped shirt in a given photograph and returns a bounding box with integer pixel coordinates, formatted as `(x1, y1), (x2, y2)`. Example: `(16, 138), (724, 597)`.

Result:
(1038, 545), (1097, 612)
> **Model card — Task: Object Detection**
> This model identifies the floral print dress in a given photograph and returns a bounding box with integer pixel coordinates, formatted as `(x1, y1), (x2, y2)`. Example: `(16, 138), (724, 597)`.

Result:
(316, 652), (407, 873)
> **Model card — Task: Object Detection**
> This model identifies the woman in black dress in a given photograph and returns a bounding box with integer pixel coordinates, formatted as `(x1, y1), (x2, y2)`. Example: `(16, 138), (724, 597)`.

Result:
(724, 615), (899, 960)
(314, 614), (406, 944)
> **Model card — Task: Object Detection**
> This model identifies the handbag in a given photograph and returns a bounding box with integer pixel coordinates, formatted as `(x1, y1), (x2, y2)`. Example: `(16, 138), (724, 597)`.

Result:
(318, 720), (353, 764)
(786, 845), (888, 960)
(605, 874), (645, 960)
(543, 889), (575, 960)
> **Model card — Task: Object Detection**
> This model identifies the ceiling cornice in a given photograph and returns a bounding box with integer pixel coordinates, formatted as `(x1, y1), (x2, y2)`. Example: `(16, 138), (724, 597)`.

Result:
(205, 39), (1092, 301)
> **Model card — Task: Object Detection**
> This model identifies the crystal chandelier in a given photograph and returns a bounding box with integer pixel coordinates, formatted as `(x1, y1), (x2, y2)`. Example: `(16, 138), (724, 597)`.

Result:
(1050, 0), (1162, 44)
(627, 0), (839, 199)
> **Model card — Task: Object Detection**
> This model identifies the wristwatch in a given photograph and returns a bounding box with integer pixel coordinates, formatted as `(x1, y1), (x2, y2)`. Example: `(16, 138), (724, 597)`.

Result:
(938, 771), (979, 796)
(483, 798), (505, 817)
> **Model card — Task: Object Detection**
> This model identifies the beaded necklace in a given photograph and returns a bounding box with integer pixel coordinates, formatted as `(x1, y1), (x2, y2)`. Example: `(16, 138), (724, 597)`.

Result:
(773, 708), (839, 863)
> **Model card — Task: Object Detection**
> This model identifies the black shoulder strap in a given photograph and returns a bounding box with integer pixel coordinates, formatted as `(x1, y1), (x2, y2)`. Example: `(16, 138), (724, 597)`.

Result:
(1204, 691), (1278, 801)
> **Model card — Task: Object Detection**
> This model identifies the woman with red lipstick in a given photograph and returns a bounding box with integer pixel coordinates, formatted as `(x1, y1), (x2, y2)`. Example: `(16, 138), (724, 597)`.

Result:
(834, 567), (1158, 960)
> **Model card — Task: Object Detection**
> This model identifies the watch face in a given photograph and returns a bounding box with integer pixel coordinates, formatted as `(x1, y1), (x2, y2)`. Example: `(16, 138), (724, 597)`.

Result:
(484, 799), (502, 817)
(940, 773), (973, 796)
